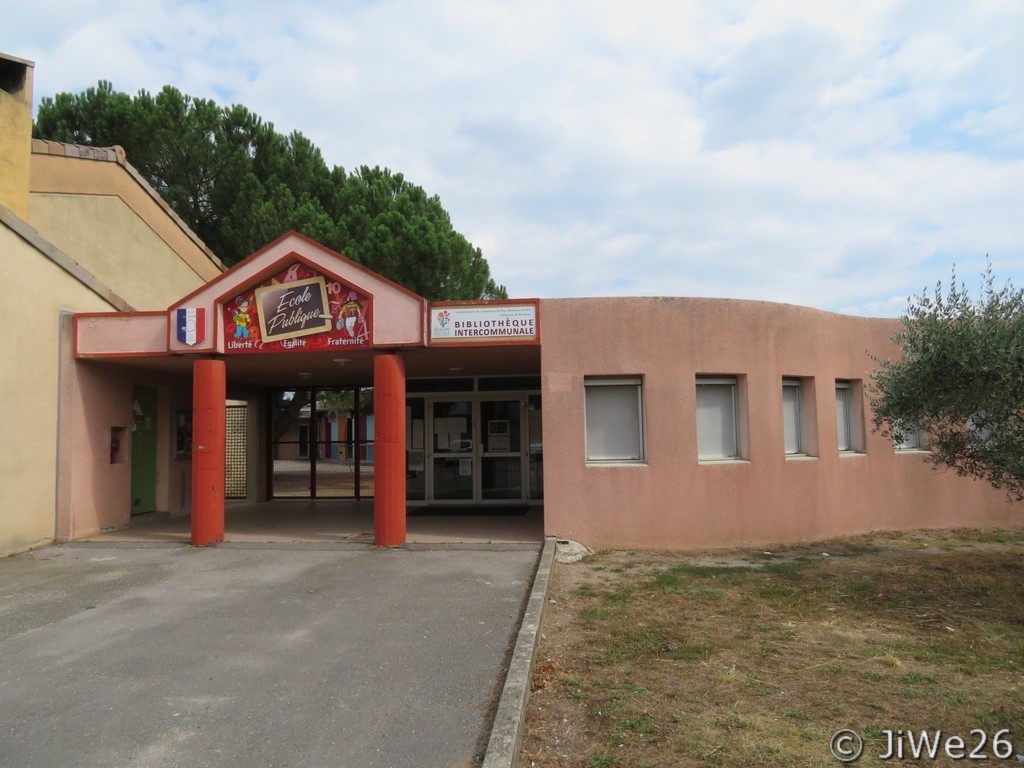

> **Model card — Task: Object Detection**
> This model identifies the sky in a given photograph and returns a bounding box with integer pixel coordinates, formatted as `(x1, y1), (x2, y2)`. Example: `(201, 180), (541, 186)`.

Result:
(6, 0), (1024, 316)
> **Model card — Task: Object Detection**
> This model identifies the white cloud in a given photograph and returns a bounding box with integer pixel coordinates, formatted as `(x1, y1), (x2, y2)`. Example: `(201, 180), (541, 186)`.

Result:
(8, 0), (1024, 316)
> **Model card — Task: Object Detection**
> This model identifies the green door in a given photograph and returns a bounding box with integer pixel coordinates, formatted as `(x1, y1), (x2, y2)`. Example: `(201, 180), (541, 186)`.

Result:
(131, 386), (158, 515)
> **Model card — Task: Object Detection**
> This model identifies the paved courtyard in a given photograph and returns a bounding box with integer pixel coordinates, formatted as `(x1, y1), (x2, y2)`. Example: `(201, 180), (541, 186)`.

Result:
(0, 542), (540, 768)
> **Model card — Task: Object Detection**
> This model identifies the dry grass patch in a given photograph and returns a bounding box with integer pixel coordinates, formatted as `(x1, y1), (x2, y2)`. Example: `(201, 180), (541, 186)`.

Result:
(521, 530), (1024, 768)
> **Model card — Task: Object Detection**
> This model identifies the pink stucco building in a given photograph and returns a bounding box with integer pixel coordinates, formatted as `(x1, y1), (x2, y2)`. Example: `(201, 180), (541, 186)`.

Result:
(3, 51), (1020, 555)
(541, 297), (1020, 549)
(68, 232), (1021, 550)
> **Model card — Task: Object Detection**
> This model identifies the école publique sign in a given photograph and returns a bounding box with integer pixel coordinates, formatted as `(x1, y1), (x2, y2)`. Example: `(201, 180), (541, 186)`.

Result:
(255, 277), (331, 342)
(223, 262), (372, 353)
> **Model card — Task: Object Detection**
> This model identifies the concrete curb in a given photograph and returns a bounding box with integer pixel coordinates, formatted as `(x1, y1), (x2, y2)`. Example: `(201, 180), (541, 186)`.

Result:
(482, 535), (557, 768)
(402, 542), (542, 552)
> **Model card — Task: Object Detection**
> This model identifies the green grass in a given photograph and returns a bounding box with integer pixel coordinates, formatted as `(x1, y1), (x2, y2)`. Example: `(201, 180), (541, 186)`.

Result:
(523, 530), (1024, 768)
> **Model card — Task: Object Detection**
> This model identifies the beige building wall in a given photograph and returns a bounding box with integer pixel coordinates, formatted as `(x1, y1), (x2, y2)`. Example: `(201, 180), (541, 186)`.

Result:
(0, 51), (223, 555)
(0, 55), (33, 220)
(30, 143), (223, 309)
(541, 297), (1023, 551)
(0, 225), (116, 555)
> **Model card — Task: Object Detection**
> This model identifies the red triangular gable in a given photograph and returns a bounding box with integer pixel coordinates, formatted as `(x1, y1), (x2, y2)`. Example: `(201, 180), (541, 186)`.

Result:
(166, 232), (427, 353)
(219, 259), (372, 354)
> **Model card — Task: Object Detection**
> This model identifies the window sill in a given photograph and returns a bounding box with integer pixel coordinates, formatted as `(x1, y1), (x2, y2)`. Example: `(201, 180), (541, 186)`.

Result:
(698, 458), (749, 465)
(838, 451), (866, 457)
(785, 454), (818, 461)
(586, 461), (647, 468)
(895, 449), (929, 454)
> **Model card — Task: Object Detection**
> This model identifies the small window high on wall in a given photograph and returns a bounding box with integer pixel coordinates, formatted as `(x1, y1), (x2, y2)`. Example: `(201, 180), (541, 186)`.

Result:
(835, 380), (863, 453)
(584, 377), (644, 462)
(696, 376), (741, 460)
(782, 378), (804, 455)
(895, 425), (926, 451)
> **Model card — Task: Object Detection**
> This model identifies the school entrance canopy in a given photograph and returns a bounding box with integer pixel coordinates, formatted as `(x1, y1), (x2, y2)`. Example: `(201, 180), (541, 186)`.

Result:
(74, 232), (541, 547)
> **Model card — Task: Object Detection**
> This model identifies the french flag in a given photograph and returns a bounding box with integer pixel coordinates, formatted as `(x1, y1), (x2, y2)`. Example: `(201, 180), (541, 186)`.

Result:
(176, 307), (206, 346)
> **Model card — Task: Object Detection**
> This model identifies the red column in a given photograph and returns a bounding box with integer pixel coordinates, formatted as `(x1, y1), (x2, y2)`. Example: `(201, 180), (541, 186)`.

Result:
(373, 352), (407, 546)
(191, 359), (226, 546)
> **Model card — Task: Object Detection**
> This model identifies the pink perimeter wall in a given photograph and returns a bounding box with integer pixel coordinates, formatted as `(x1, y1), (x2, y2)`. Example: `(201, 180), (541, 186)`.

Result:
(540, 297), (1022, 551)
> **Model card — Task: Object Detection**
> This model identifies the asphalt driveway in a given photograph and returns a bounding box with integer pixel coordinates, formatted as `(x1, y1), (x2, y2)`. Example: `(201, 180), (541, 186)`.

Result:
(0, 542), (539, 768)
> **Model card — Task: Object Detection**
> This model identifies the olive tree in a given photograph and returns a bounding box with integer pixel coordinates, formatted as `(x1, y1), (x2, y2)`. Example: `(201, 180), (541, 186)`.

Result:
(870, 264), (1024, 499)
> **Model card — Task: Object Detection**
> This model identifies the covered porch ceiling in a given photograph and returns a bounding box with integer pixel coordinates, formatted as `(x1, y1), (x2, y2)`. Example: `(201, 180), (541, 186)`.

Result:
(82, 343), (541, 389)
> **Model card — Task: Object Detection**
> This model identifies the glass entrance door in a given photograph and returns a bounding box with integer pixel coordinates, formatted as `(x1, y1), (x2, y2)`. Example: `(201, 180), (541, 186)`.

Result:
(429, 397), (527, 503)
(480, 399), (523, 500)
(431, 400), (474, 500)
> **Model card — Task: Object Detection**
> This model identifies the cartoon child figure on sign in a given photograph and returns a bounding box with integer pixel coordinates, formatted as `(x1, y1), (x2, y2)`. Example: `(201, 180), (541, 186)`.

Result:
(232, 296), (253, 339)
(336, 291), (368, 341)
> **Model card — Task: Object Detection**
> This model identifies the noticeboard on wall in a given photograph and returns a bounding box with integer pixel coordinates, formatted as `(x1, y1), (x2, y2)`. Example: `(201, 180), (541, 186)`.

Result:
(487, 419), (510, 452)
